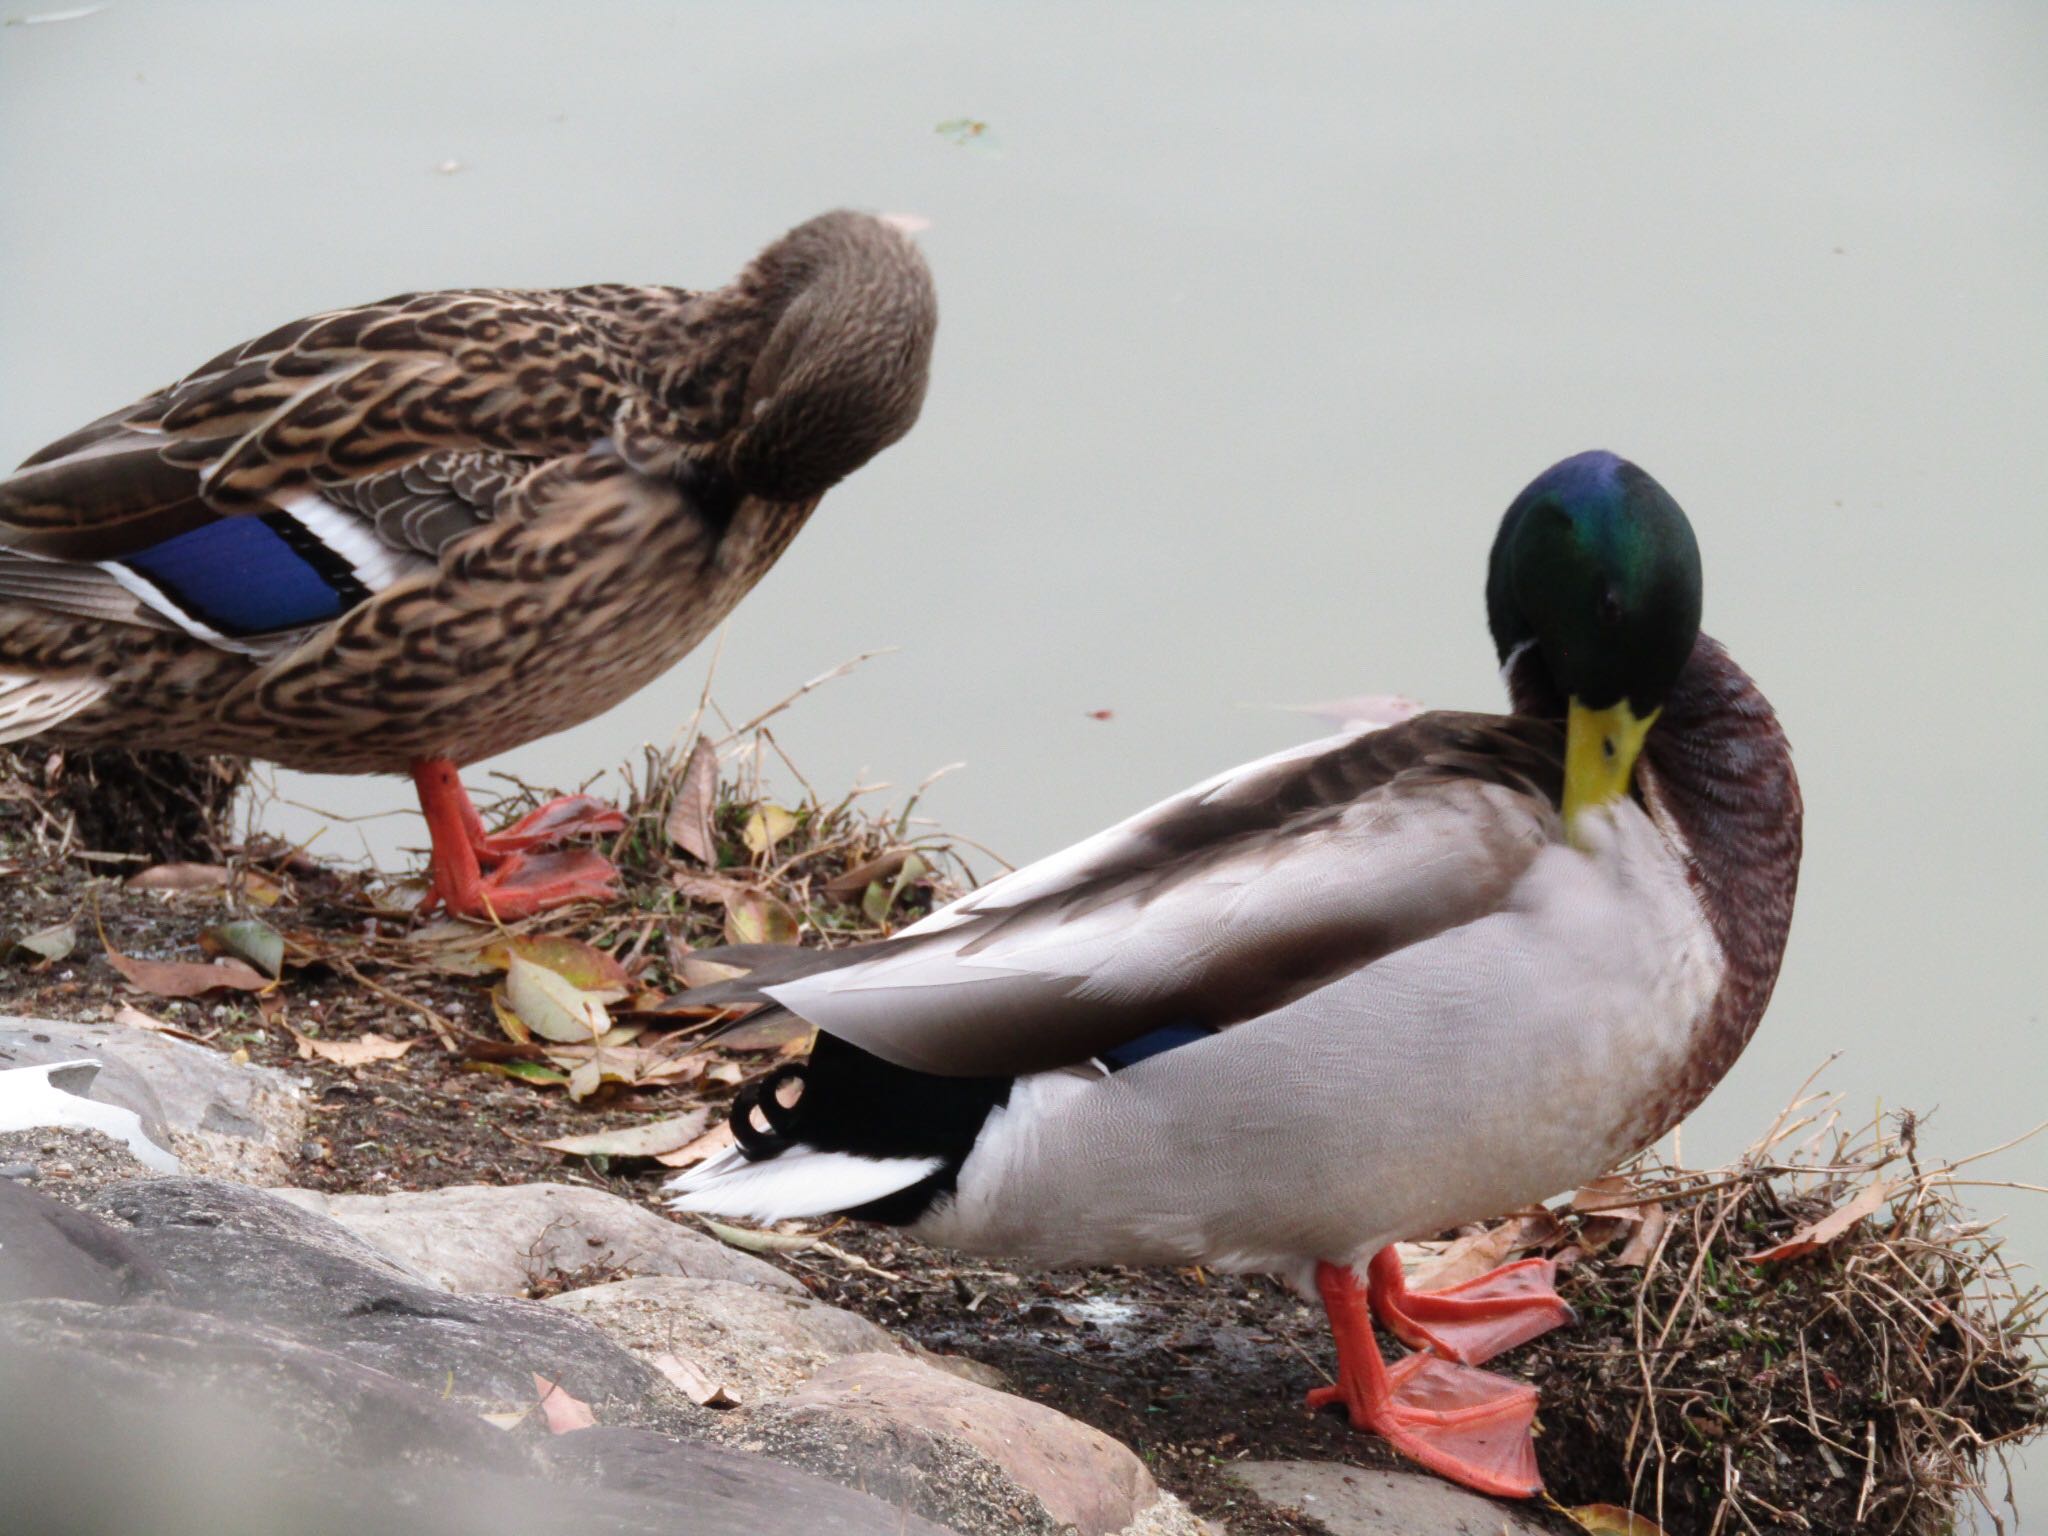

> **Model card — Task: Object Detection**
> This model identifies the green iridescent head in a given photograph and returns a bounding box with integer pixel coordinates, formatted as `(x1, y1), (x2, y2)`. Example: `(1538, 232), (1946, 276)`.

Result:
(1486, 452), (1704, 835)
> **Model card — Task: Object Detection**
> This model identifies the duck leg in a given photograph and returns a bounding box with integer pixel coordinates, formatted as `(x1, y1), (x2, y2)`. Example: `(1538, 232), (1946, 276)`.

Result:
(1366, 1246), (1574, 1366)
(410, 758), (623, 919)
(1305, 1256), (1543, 1498)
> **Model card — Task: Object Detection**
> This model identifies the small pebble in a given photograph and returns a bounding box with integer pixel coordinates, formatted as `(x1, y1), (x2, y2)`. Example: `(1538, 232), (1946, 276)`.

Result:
(0, 1163), (37, 1181)
(46, 1163), (75, 1180)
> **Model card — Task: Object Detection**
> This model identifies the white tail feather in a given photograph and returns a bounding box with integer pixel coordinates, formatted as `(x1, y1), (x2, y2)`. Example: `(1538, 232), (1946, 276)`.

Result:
(0, 673), (108, 745)
(664, 1144), (939, 1224)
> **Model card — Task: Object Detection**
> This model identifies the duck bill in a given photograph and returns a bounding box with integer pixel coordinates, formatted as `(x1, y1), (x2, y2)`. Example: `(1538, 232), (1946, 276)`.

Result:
(1563, 699), (1658, 844)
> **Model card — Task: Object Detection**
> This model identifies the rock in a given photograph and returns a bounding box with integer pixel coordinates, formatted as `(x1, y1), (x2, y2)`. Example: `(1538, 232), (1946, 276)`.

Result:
(86, 1177), (661, 1407)
(538, 1428), (959, 1536)
(0, 1016), (305, 1184)
(0, 1180), (160, 1303)
(547, 1274), (905, 1401)
(733, 1350), (1162, 1536)
(273, 1180), (801, 1297)
(0, 1060), (179, 1169)
(0, 1298), (957, 1536)
(1227, 1460), (1557, 1535)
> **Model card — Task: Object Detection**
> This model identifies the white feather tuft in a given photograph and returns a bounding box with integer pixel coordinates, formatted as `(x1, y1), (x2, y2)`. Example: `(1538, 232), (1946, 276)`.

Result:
(0, 672), (108, 745)
(664, 1144), (940, 1224)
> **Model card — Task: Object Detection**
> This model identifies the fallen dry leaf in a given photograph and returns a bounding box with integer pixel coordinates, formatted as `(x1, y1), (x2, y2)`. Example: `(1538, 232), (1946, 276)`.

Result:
(481, 935), (631, 998)
(650, 1351), (742, 1408)
(288, 1027), (416, 1067)
(1564, 1505), (1669, 1535)
(531, 1374), (596, 1434)
(675, 952), (748, 989)
(1617, 1201), (1668, 1267)
(1410, 1211), (1560, 1292)
(1748, 1180), (1892, 1264)
(671, 871), (746, 905)
(655, 1119), (736, 1170)
(105, 947), (269, 1000)
(665, 736), (720, 864)
(503, 953), (610, 1043)
(540, 1110), (707, 1160)
(1572, 1175), (1661, 1257)
(821, 848), (914, 899)
(740, 803), (799, 858)
(126, 862), (233, 892)
(723, 888), (799, 947)
(541, 1040), (706, 1100)
(8, 920), (76, 964)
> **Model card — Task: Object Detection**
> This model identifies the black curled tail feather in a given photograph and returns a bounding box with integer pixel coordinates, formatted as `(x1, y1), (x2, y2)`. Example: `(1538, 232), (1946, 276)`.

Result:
(730, 1062), (808, 1157)
(730, 1030), (1015, 1227)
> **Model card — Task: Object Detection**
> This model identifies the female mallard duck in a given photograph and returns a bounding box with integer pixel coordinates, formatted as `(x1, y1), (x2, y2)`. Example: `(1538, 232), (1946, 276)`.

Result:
(0, 210), (936, 918)
(667, 452), (1802, 1498)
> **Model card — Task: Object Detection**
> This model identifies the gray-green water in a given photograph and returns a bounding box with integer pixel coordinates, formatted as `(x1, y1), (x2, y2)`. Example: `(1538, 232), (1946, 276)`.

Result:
(6, 1), (2044, 1516)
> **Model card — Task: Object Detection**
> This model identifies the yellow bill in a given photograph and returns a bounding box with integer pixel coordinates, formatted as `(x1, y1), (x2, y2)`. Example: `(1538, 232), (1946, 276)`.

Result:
(1563, 699), (1658, 843)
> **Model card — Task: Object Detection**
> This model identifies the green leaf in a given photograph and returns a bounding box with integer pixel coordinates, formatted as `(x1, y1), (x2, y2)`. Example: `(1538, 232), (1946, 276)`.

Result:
(461, 1060), (569, 1086)
(202, 919), (285, 979)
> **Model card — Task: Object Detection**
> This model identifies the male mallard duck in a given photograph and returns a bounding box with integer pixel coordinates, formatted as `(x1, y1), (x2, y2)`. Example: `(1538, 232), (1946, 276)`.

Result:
(667, 452), (1802, 1498)
(0, 210), (936, 917)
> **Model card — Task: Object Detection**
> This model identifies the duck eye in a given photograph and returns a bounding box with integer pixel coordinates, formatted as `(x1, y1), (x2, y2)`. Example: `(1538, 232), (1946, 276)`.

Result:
(1602, 735), (1617, 761)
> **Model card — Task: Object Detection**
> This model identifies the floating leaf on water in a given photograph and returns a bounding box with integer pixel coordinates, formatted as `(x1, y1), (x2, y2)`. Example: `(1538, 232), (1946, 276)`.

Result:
(289, 1028), (416, 1067)
(201, 919), (285, 979)
(9, 920), (76, 964)
(1747, 1180), (1893, 1264)
(504, 953), (611, 1043)
(722, 889), (799, 947)
(934, 117), (1000, 153)
(665, 735), (720, 864)
(740, 803), (799, 858)
(540, 1110), (709, 1160)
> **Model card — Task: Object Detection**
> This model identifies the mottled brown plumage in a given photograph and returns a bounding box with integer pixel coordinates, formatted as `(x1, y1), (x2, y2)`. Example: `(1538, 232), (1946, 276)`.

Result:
(0, 209), (935, 915)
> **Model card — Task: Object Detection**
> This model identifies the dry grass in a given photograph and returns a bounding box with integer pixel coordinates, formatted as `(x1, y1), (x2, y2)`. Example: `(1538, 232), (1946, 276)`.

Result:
(1525, 1078), (2045, 1534)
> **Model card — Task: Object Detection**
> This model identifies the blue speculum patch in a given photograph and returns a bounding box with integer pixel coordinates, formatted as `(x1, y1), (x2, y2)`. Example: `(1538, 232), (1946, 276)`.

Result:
(121, 514), (351, 636)
(1101, 1021), (1217, 1070)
